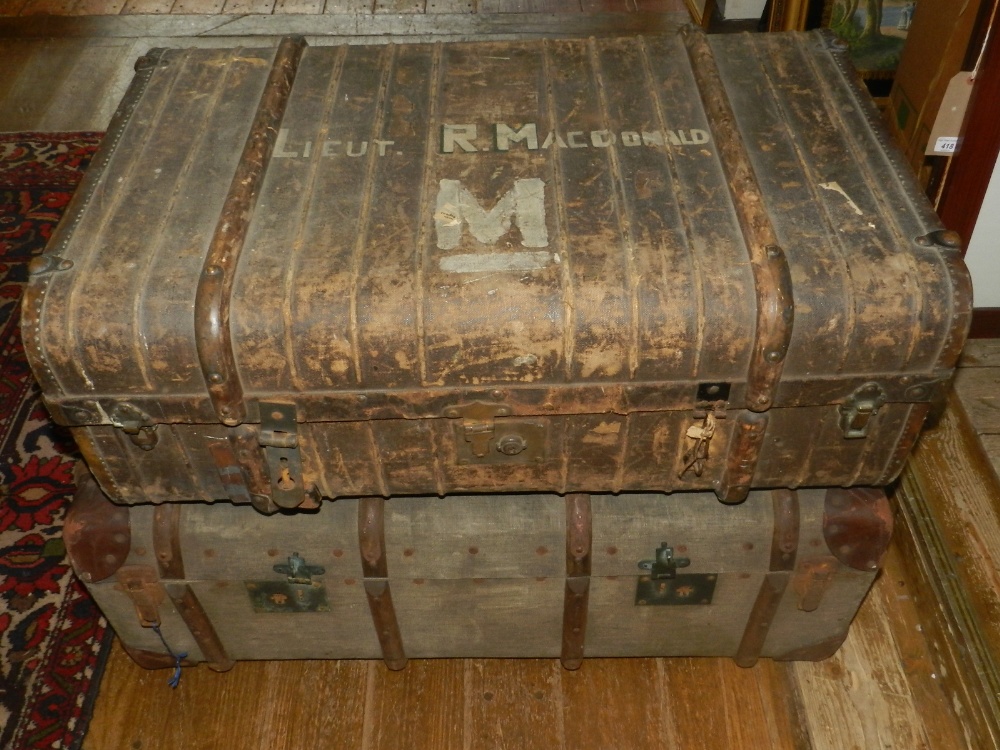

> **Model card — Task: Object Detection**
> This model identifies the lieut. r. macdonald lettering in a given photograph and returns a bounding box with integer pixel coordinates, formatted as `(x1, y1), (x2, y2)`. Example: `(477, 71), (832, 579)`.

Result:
(272, 122), (711, 159)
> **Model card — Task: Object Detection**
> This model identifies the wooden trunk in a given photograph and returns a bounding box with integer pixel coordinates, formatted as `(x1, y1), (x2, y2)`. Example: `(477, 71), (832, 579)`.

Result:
(65, 475), (891, 669)
(24, 30), (971, 512)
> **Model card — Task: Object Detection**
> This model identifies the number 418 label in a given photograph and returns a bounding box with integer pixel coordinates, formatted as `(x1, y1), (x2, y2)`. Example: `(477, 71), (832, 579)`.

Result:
(934, 136), (959, 154)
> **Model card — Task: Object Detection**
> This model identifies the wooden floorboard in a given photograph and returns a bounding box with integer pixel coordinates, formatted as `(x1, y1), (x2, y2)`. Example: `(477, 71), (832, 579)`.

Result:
(955, 340), (1000, 481)
(0, 40), (89, 132)
(0, 11), (686, 36)
(83, 549), (970, 750)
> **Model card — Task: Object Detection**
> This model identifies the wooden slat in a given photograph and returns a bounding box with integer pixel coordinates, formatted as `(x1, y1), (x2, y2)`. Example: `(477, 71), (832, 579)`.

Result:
(959, 340), (1000, 368)
(69, 0), (126, 13)
(560, 658), (665, 749)
(956, 366), (1000, 434)
(84, 642), (371, 749)
(873, 541), (970, 750)
(0, 0), (31, 15)
(659, 658), (795, 748)
(479, 0), (579, 11)
(323, 0), (372, 12)
(18, 0), (77, 14)
(893, 393), (1000, 746)
(983, 434), (1000, 477)
(274, 0), (324, 13)
(170, 0), (223, 11)
(32, 40), (136, 131)
(425, 0), (473, 12)
(0, 40), (35, 107)
(794, 586), (934, 749)
(0, 40), (87, 132)
(463, 659), (565, 749)
(222, 0), (276, 12)
(0, 10), (687, 35)
(580, 0), (686, 10)
(121, 0), (174, 13)
(361, 660), (465, 749)
(373, 0), (425, 13)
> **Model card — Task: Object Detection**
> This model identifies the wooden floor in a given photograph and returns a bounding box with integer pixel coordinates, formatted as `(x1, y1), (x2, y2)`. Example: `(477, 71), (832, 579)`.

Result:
(3, 13), (1000, 750)
(957, 340), (1000, 479)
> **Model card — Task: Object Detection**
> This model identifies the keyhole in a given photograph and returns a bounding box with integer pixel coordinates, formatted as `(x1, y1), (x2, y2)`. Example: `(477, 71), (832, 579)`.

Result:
(277, 457), (296, 491)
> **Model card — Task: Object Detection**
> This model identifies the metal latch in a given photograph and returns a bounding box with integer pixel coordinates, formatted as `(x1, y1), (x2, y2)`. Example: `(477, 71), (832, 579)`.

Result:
(115, 566), (164, 627)
(635, 543), (718, 606)
(259, 401), (305, 509)
(109, 402), (159, 451)
(443, 401), (512, 457)
(245, 552), (329, 614)
(274, 552), (325, 584)
(639, 542), (690, 579)
(839, 382), (888, 439)
(443, 401), (547, 465)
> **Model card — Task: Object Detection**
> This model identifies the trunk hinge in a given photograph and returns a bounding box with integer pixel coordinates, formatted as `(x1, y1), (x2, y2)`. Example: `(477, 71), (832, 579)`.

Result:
(839, 382), (888, 438)
(259, 401), (307, 509)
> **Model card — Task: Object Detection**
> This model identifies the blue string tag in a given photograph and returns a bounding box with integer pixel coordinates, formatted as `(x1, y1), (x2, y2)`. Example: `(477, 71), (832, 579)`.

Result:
(151, 624), (188, 689)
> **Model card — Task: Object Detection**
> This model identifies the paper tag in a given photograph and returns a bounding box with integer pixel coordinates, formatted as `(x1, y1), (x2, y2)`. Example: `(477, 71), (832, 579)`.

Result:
(926, 73), (974, 155)
(934, 137), (959, 153)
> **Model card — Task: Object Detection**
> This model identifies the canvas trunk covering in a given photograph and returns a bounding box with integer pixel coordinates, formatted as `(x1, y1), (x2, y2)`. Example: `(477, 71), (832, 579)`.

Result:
(24, 29), (971, 512)
(65, 474), (891, 668)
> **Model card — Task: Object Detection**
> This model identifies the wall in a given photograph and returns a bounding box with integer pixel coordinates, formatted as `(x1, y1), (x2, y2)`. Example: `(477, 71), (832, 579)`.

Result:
(965, 152), (1000, 308)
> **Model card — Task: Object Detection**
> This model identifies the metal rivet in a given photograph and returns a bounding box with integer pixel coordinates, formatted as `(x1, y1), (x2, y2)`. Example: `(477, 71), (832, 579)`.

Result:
(58, 259), (75, 271)
(766, 350), (783, 363)
(934, 230), (962, 249)
(208, 372), (223, 384)
(491, 389), (504, 401)
(205, 265), (221, 276)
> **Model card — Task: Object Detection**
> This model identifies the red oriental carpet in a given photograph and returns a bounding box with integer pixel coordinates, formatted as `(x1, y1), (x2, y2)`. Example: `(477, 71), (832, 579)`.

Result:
(0, 133), (112, 750)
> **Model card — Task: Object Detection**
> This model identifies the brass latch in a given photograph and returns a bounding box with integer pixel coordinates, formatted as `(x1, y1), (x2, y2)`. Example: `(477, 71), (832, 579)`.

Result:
(443, 401), (547, 465)
(443, 401), (512, 457)
(115, 565), (164, 627)
(839, 382), (887, 439)
(259, 401), (306, 509)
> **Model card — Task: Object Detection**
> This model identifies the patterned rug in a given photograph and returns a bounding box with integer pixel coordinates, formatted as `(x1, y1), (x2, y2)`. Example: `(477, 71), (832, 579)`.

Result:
(0, 133), (111, 750)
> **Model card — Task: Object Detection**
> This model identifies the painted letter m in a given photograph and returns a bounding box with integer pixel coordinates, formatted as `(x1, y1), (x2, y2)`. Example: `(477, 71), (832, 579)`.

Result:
(434, 178), (548, 250)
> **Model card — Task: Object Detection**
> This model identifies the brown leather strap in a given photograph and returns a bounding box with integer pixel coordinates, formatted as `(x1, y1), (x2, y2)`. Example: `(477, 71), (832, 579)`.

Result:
(682, 28), (794, 414)
(358, 497), (407, 670)
(152, 504), (184, 579)
(166, 584), (235, 672)
(735, 489), (800, 667)
(716, 411), (769, 504)
(195, 37), (308, 426)
(562, 493), (592, 670)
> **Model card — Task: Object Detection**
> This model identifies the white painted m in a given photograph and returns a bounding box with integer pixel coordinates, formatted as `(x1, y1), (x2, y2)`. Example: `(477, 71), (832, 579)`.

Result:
(434, 178), (548, 250)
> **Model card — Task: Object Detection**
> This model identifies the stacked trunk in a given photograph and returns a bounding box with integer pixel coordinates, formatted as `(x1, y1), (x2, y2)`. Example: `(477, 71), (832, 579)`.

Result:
(32, 28), (971, 670)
